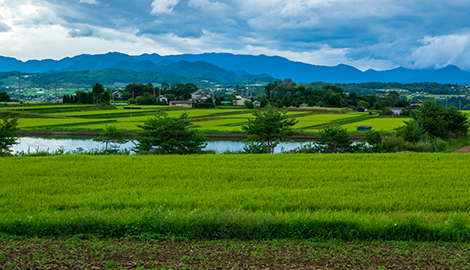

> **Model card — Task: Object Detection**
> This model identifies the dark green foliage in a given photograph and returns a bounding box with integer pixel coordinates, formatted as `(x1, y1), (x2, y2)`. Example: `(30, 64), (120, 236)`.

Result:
(0, 115), (18, 155)
(86, 92), (94, 104)
(242, 104), (298, 154)
(75, 91), (88, 104)
(0, 91), (9, 102)
(382, 135), (415, 152)
(92, 83), (105, 103)
(396, 120), (426, 143)
(444, 106), (469, 138)
(317, 124), (352, 153)
(411, 101), (468, 139)
(135, 92), (156, 105)
(136, 111), (207, 154)
(102, 91), (110, 104)
(94, 125), (127, 154)
(365, 130), (383, 152)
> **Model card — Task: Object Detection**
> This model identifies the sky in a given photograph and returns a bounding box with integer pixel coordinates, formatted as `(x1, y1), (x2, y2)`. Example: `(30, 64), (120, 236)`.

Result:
(1, 0), (470, 71)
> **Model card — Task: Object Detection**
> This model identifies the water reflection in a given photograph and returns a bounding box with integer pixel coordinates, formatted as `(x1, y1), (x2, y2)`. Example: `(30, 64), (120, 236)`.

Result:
(11, 137), (306, 154)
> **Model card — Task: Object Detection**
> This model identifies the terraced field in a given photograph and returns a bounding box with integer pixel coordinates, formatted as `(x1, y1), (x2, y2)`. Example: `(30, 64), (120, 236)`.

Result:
(1, 104), (413, 133)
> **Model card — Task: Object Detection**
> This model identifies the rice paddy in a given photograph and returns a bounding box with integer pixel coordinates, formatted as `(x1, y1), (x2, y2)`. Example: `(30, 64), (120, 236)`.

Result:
(1, 153), (470, 241)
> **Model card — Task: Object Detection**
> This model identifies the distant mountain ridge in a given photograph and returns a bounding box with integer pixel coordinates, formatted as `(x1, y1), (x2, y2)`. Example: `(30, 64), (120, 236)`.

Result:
(1, 52), (470, 84)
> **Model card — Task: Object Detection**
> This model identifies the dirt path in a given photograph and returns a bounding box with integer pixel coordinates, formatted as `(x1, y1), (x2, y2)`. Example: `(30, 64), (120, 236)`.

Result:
(453, 146), (470, 153)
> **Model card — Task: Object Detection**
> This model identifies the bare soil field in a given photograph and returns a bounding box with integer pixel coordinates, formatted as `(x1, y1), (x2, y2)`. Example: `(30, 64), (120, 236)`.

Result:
(1, 239), (469, 269)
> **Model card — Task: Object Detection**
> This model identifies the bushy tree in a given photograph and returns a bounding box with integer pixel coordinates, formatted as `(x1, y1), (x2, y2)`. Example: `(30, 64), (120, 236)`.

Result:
(317, 124), (352, 153)
(396, 120), (425, 143)
(92, 83), (105, 103)
(365, 130), (383, 152)
(242, 104), (298, 154)
(0, 115), (19, 155)
(357, 100), (369, 109)
(135, 111), (207, 154)
(410, 101), (468, 139)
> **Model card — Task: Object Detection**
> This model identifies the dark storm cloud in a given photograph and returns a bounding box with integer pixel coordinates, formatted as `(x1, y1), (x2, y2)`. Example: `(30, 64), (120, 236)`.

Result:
(3, 0), (470, 69)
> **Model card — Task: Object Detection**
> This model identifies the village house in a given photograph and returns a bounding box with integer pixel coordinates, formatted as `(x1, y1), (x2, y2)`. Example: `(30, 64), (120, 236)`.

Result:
(390, 107), (405, 115)
(232, 95), (249, 106)
(190, 89), (211, 102)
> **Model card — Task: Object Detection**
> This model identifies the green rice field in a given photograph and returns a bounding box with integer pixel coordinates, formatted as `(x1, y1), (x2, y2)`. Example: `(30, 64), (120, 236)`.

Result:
(340, 117), (412, 131)
(17, 118), (116, 128)
(5, 104), (463, 133)
(294, 113), (368, 129)
(1, 153), (470, 241)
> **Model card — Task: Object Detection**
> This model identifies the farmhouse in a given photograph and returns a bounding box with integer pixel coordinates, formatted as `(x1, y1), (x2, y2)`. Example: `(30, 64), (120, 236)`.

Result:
(232, 95), (249, 106)
(390, 107), (405, 115)
(190, 89), (211, 102)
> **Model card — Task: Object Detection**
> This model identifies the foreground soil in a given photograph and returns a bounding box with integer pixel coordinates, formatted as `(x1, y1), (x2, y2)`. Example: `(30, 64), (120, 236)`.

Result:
(0, 238), (469, 269)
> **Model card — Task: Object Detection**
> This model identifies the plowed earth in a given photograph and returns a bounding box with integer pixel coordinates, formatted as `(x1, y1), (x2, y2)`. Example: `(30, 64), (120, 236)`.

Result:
(0, 239), (469, 269)
(453, 146), (470, 153)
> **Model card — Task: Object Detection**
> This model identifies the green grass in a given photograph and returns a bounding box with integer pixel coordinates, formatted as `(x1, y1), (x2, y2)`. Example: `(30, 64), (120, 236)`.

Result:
(1, 154), (470, 241)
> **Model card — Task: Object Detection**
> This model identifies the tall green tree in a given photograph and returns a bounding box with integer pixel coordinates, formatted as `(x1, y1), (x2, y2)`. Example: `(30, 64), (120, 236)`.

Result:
(92, 83), (105, 103)
(0, 115), (19, 155)
(317, 124), (352, 153)
(242, 104), (298, 154)
(136, 111), (207, 154)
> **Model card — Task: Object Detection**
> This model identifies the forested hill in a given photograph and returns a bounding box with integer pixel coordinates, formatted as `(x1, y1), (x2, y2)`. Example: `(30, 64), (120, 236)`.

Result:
(0, 69), (274, 90)
(1, 52), (470, 84)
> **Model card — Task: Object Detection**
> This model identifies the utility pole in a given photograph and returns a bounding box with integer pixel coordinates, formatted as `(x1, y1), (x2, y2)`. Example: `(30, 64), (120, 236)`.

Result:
(55, 76), (59, 103)
(109, 86), (113, 104)
(18, 76), (24, 111)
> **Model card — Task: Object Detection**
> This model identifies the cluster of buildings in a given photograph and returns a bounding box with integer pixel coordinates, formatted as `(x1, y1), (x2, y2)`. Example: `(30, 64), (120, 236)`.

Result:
(169, 89), (255, 107)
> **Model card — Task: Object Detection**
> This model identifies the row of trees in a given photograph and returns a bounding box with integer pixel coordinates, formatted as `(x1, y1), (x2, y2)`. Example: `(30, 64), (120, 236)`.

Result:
(63, 83), (110, 104)
(259, 79), (410, 110)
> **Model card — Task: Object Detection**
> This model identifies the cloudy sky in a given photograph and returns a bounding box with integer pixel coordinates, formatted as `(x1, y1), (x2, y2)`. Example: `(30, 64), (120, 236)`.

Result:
(1, 0), (470, 71)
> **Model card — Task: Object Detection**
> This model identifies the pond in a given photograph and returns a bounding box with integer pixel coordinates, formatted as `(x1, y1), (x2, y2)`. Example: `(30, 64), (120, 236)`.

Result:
(11, 137), (308, 154)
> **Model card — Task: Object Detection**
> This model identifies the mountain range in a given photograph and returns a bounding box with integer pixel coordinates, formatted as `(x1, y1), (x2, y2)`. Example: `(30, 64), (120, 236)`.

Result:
(1, 52), (470, 84)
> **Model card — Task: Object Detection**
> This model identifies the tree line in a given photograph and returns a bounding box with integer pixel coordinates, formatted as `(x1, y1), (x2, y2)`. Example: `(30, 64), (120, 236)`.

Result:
(254, 79), (410, 111)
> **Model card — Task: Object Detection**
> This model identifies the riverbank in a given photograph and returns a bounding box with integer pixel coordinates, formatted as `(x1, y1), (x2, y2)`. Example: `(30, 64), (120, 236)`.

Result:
(19, 130), (367, 141)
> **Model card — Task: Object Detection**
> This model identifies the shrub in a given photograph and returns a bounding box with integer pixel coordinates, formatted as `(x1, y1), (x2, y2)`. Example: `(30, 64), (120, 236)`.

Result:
(382, 135), (414, 152)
